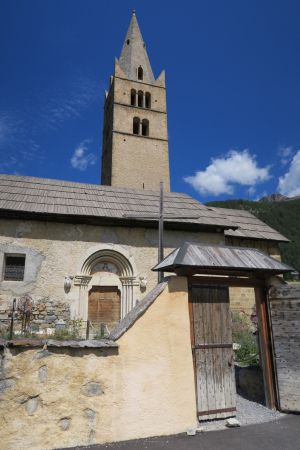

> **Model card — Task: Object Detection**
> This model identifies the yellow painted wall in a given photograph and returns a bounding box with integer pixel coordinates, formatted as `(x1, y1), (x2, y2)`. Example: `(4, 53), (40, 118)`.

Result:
(0, 277), (197, 449)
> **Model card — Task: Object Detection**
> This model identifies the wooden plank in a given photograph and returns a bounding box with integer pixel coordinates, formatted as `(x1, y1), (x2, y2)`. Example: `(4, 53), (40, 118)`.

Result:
(190, 275), (264, 288)
(191, 286), (236, 421)
(255, 287), (277, 409)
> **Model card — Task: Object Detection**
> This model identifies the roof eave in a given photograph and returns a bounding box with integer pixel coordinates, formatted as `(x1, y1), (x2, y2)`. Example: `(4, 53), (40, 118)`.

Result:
(0, 209), (235, 232)
(152, 264), (293, 275)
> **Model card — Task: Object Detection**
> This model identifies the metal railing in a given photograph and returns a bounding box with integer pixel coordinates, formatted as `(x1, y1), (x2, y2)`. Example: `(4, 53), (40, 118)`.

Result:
(3, 265), (25, 281)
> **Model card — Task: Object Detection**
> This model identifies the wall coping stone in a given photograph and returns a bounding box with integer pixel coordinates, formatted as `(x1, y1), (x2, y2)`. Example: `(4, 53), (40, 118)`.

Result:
(110, 281), (168, 341)
(0, 338), (118, 348)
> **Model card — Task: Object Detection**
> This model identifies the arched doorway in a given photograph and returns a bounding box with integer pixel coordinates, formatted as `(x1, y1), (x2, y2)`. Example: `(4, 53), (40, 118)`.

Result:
(75, 247), (139, 324)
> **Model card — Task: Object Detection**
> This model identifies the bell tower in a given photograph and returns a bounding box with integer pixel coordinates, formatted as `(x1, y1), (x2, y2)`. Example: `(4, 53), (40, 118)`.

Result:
(101, 12), (170, 191)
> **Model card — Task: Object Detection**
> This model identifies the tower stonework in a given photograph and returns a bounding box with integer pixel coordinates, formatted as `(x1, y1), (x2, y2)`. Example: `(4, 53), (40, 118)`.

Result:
(101, 12), (170, 191)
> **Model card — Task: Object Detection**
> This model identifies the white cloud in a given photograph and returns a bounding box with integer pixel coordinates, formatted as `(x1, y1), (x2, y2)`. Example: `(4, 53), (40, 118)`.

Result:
(40, 75), (101, 131)
(278, 150), (300, 197)
(0, 74), (101, 173)
(278, 146), (293, 165)
(184, 149), (270, 197)
(70, 140), (97, 171)
(247, 186), (256, 196)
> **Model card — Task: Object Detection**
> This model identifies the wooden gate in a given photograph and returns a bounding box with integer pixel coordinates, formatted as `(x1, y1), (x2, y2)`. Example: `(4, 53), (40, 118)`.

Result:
(190, 285), (236, 420)
(269, 285), (300, 412)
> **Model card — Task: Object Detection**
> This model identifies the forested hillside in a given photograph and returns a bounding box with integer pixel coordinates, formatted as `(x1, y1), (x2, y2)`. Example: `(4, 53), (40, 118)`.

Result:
(207, 198), (300, 275)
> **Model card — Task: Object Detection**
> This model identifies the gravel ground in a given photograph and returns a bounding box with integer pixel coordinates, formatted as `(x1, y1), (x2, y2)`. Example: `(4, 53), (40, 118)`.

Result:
(200, 394), (285, 431)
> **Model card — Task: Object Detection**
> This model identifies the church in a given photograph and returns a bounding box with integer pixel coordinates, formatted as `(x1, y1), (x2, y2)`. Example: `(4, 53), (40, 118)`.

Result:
(0, 12), (288, 333)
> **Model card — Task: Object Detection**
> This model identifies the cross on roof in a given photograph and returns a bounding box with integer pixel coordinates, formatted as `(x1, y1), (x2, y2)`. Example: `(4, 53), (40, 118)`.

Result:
(123, 182), (200, 282)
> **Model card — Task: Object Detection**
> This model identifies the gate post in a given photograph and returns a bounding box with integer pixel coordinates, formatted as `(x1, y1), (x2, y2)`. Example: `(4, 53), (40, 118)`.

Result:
(254, 287), (277, 409)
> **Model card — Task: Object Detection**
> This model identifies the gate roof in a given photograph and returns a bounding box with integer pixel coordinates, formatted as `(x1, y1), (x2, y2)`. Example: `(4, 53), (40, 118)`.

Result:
(152, 242), (293, 275)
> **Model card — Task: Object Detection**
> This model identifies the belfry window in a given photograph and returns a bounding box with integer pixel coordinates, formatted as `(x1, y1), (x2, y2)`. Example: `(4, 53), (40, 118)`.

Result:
(130, 89), (136, 106)
(138, 66), (143, 81)
(133, 117), (140, 135)
(138, 91), (144, 107)
(142, 119), (149, 136)
(145, 92), (151, 109)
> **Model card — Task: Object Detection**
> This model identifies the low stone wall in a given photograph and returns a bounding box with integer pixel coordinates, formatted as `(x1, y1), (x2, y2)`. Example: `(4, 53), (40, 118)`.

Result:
(0, 299), (71, 335)
(0, 277), (197, 450)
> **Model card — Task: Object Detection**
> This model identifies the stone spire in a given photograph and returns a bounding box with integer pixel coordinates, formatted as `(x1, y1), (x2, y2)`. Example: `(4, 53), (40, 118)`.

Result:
(118, 11), (155, 84)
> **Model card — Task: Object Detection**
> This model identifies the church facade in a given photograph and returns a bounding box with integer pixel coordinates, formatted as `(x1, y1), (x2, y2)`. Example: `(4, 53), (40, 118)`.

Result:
(0, 13), (288, 334)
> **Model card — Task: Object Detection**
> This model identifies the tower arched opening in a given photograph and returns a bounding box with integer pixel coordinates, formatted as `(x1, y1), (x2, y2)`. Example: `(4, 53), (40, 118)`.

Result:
(138, 90), (144, 107)
(138, 66), (143, 80)
(130, 89), (136, 106)
(133, 117), (140, 135)
(142, 119), (149, 136)
(145, 92), (151, 109)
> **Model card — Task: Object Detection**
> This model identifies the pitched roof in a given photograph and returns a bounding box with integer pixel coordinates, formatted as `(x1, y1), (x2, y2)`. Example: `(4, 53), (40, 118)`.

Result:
(152, 242), (293, 274)
(210, 207), (289, 242)
(0, 174), (235, 230)
(118, 12), (155, 83)
(0, 174), (288, 242)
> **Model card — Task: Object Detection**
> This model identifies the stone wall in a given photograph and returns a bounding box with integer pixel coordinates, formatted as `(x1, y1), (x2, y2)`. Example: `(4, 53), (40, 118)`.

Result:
(0, 218), (223, 322)
(229, 287), (256, 315)
(0, 277), (197, 450)
(0, 298), (70, 336)
(228, 237), (281, 315)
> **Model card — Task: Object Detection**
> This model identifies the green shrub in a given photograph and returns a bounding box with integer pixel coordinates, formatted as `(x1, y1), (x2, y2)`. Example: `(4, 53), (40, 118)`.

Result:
(232, 311), (259, 366)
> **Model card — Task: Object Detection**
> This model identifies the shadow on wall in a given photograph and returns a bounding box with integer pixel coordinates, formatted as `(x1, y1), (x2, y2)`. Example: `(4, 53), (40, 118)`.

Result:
(235, 365), (265, 405)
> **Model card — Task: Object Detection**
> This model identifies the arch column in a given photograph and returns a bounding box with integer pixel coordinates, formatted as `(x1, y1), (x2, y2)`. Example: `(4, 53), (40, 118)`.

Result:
(74, 275), (92, 319)
(120, 276), (140, 317)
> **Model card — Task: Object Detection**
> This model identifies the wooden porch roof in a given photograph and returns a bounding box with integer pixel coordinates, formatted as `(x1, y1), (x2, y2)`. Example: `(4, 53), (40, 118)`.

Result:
(152, 242), (294, 275)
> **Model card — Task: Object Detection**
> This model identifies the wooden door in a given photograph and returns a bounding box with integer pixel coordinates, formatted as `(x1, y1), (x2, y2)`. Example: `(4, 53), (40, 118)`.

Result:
(190, 285), (236, 420)
(88, 286), (121, 331)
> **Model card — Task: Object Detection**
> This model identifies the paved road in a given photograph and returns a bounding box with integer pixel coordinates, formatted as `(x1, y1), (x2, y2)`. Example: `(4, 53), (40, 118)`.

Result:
(65, 415), (300, 450)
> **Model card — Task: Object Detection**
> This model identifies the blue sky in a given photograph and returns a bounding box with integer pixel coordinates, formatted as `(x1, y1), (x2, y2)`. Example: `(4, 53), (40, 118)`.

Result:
(1, 0), (300, 201)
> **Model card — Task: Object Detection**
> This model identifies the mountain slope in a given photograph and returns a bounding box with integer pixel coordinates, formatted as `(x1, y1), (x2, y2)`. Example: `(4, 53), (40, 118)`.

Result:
(207, 198), (300, 275)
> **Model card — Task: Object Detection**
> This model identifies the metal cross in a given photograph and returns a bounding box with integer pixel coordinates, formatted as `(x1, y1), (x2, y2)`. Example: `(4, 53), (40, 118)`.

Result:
(123, 182), (200, 283)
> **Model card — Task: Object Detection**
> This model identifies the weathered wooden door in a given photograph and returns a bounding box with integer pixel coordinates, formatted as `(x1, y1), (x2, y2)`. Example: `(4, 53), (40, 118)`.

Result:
(88, 286), (121, 331)
(190, 285), (236, 420)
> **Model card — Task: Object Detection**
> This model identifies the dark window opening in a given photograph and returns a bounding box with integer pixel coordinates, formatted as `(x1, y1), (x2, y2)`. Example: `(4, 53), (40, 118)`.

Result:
(127, 39), (130, 45)
(145, 92), (151, 109)
(130, 89), (136, 106)
(133, 117), (140, 135)
(138, 91), (144, 107)
(138, 66), (143, 80)
(4, 255), (26, 281)
(142, 119), (149, 136)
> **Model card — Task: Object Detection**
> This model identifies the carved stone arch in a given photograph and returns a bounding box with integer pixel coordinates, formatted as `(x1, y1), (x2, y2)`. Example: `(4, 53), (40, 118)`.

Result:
(82, 249), (134, 278)
(75, 245), (139, 320)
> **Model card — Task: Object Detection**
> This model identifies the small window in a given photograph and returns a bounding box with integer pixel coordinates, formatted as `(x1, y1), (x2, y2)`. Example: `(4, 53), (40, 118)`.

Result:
(138, 90), (144, 107)
(4, 255), (26, 281)
(145, 92), (151, 109)
(133, 117), (140, 135)
(142, 119), (149, 136)
(130, 89), (136, 106)
(127, 39), (130, 45)
(138, 66), (143, 80)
